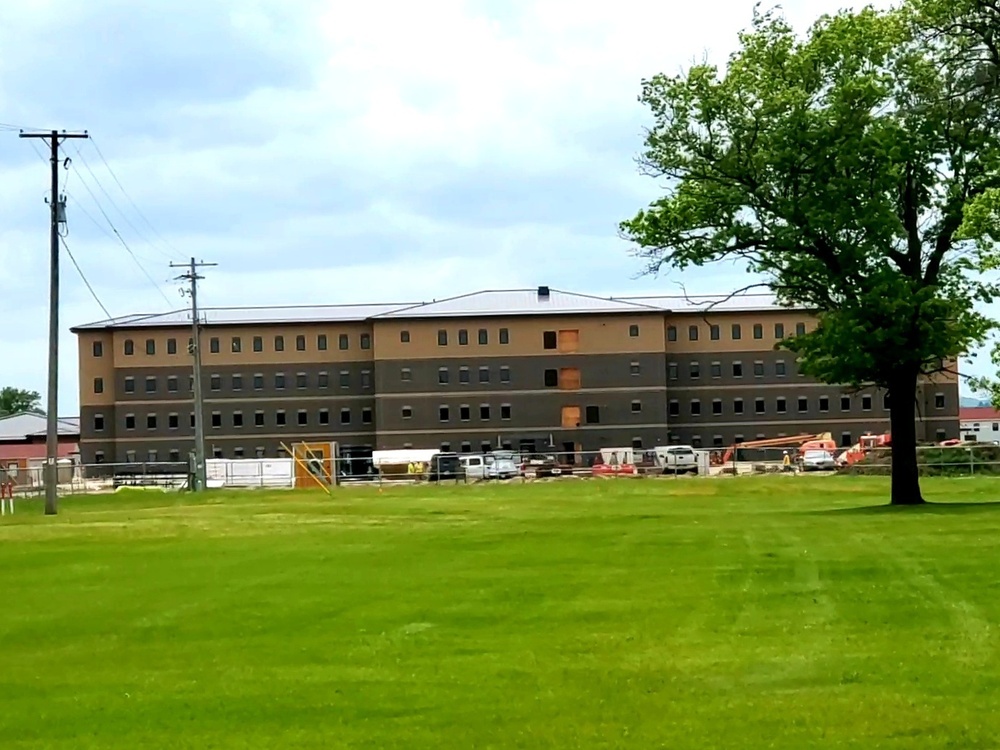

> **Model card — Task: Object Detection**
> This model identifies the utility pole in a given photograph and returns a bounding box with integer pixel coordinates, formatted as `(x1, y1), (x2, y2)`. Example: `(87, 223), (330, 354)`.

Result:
(19, 129), (89, 516)
(171, 258), (216, 492)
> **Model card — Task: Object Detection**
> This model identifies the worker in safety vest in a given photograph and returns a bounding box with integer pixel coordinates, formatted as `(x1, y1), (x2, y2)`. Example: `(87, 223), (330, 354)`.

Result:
(782, 451), (792, 472)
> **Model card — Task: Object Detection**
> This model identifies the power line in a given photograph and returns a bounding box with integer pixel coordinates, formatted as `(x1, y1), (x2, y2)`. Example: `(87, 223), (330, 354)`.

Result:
(65, 150), (174, 307)
(61, 236), (112, 319)
(88, 137), (185, 260)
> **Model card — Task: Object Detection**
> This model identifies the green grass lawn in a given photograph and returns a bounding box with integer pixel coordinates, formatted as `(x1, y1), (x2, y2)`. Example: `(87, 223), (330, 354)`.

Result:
(2, 476), (1000, 748)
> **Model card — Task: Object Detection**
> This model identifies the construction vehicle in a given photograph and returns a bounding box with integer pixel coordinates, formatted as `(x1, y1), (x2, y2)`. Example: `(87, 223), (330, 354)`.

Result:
(718, 433), (833, 465)
(837, 433), (891, 466)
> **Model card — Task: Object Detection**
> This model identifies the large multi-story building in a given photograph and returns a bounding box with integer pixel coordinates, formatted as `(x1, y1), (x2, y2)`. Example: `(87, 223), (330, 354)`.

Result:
(72, 287), (959, 465)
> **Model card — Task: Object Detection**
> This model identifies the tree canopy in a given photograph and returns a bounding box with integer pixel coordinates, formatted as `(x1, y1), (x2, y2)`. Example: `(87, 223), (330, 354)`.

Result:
(0, 387), (42, 417)
(620, 0), (1000, 504)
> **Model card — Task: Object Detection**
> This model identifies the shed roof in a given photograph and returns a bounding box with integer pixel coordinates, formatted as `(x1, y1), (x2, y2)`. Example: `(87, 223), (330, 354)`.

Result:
(0, 413), (80, 442)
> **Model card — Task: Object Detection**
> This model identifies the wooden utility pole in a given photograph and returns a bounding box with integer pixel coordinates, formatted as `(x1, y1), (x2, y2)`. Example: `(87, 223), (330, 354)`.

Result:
(171, 258), (217, 492)
(19, 129), (89, 515)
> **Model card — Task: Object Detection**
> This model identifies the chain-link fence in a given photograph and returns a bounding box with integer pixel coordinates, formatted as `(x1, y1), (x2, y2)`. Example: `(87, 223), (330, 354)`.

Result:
(2, 443), (997, 503)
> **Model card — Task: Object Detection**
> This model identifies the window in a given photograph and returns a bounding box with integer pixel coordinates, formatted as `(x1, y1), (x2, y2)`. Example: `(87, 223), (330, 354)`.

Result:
(499, 328), (509, 345)
(295, 410), (307, 426)
(145, 338), (155, 355)
(734, 398), (744, 415)
(124, 339), (134, 356)
(710, 324), (720, 341)
(210, 337), (220, 354)
(712, 399), (723, 415)
(712, 435), (724, 448)
(690, 362), (700, 379)
(276, 410), (286, 427)
(667, 325), (677, 342)
(460, 442), (472, 453)
(145, 449), (158, 463)
(92, 340), (103, 357)
(275, 372), (286, 389)
(361, 370), (372, 389)
(883, 393), (891, 410)
(169, 449), (180, 463)
(472, 328), (487, 346)
(208, 374), (220, 392)
(438, 330), (448, 346)
(689, 325), (699, 341)
(297, 372), (308, 389)
(629, 324), (639, 337)
(776, 398), (787, 414)
(668, 400), (680, 417)
(401, 368), (412, 382)
(360, 333), (371, 350)
(543, 331), (557, 349)
(229, 448), (243, 460)
(232, 374), (242, 391)
(253, 336), (263, 352)
(731, 323), (741, 340)
(93, 377), (104, 394)
(294, 335), (305, 352)
(753, 323), (763, 339)
(339, 334), (350, 350)
(690, 400), (701, 416)
(479, 367), (490, 383)
(691, 436), (702, 449)
(125, 450), (136, 463)
(233, 411), (244, 428)
(93, 414), (105, 431)
(775, 360), (787, 377)
(145, 376), (157, 394)
(861, 395), (872, 411)
(755, 398), (766, 414)
(935, 392), (945, 409)
(275, 335), (284, 352)
(232, 336), (242, 353)
(774, 323), (785, 339)
(402, 406), (412, 420)
(733, 362), (743, 377)
(439, 405), (450, 422)
(440, 443), (451, 452)
(819, 396), (830, 412)
(753, 361), (764, 377)
(841, 432), (853, 447)
(798, 397), (808, 413)
(668, 363), (678, 380)
(190, 413), (195, 428)
(253, 373), (264, 390)
(339, 371), (349, 388)
(211, 412), (222, 428)
(338, 408), (350, 425)
(585, 406), (600, 424)
(125, 414), (136, 430)
(458, 329), (469, 346)
(500, 366), (510, 383)
(710, 362), (721, 378)
(935, 428), (947, 442)
(501, 404), (512, 420)
(400, 330), (410, 343)
(459, 367), (470, 384)
(168, 376), (178, 392)
(255, 411), (265, 427)
(480, 404), (491, 420)
(796, 322), (806, 336)
(124, 377), (135, 394)
(630, 361), (641, 376)
(319, 409), (330, 425)
(841, 395), (851, 411)
(439, 368), (450, 385)
(362, 407), (372, 424)
(164, 338), (176, 355)
(544, 369), (558, 387)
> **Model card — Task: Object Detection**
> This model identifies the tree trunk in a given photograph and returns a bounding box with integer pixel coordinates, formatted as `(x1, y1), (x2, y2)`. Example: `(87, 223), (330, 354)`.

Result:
(888, 371), (925, 506)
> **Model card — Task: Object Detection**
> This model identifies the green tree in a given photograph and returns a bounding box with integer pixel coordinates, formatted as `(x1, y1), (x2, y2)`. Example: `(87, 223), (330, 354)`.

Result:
(0, 387), (43, 417)
(620, 0), (1000, 505)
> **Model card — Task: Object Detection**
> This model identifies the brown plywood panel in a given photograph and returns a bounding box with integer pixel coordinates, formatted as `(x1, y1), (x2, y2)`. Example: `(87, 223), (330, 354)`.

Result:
(559, 367), (581, 390)
(561, 406), (581, 428)
(557, 329), (579, 353)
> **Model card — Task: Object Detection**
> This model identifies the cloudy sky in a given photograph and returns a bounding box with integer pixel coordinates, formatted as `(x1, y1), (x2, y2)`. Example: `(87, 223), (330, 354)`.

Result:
(0, 0), (988, 414)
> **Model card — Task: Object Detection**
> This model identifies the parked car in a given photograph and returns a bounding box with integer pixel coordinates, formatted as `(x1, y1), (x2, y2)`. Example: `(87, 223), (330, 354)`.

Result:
(520, 454), (561, 477)
(800, 449), (837, 472)
(658, 446), (698, 474)
(427, 452), (462, 481)
(485, 453), (520, 479)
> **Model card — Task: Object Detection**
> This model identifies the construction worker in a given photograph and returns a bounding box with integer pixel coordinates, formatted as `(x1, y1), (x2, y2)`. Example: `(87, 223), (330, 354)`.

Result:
(782, 450), (792, 472)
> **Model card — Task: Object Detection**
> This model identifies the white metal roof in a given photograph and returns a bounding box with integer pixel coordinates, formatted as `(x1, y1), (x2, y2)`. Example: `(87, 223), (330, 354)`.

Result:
(0, 413), (80, 441)
(73, 303), (414, 330)
(376, 289), (665, 319)
(619, 293), (799, 313)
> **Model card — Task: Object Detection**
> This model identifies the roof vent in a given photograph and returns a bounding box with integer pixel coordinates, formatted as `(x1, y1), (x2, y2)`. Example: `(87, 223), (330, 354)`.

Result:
(537, 285), (550, 300)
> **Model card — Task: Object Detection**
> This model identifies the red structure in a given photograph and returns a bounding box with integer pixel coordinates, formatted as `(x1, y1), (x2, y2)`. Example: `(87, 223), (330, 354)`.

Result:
(0, 412), (79, 486)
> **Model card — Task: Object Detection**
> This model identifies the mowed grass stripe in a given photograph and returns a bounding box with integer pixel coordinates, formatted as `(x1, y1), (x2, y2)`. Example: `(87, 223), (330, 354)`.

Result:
(2, 476), (1000, 748)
